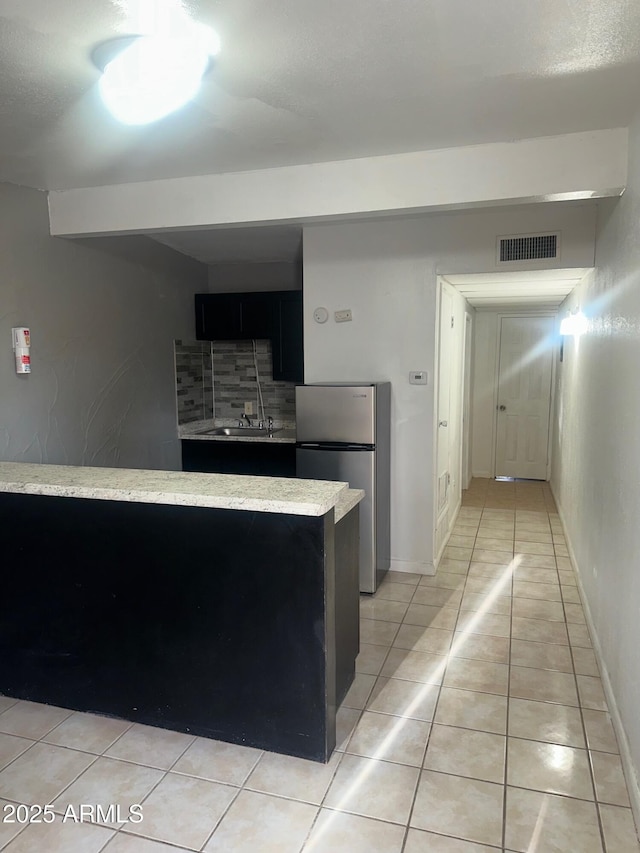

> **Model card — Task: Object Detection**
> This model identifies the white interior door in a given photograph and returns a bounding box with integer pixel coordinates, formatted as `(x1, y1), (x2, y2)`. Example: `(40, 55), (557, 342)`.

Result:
(495, 316), (554, 480)
(436, 287), (453, 519)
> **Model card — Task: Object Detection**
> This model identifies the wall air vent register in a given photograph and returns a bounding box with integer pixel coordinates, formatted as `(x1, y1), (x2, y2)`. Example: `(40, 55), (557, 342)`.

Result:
(498, 232), (559, 263)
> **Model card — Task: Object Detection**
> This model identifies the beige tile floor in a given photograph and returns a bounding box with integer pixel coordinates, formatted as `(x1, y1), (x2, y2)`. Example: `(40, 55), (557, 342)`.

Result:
(1, 479), (639, 852)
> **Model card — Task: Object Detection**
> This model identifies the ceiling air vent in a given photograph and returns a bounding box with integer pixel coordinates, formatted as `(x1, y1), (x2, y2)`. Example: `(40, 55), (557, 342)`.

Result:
(498, 232), (559, 263)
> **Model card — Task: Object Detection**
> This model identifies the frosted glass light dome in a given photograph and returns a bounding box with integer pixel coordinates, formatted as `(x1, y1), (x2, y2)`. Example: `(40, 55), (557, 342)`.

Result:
(559, 310), (588, 337)
(98, 25), (220, 125)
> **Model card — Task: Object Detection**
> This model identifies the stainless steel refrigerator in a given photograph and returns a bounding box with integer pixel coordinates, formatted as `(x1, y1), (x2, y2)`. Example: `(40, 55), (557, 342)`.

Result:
(295, 382), (391, 593)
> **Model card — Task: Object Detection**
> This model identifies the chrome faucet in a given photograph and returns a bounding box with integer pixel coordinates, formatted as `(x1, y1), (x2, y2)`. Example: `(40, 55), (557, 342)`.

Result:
(243, 413), (253, 427)
(259, 416), (274, 433)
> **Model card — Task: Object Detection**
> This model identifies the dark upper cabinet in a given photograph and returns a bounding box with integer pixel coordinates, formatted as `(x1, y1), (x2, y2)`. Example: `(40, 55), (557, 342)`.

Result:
(239, 293), (272, 339)
(195, 290), (303, 382)
(195, 292), (271, 341)
(271, 291), (303, 382)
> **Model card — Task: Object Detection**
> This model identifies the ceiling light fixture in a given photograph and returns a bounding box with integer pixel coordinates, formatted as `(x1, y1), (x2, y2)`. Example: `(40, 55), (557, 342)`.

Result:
(92, 22), (220, 125)
(559, 308), (588, 337)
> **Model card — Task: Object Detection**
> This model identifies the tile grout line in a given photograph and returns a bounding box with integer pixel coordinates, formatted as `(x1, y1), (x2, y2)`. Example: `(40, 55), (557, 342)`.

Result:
(297, 587), (420, 853)
(363, 573), (433, 852)
(297, 598), (398, 847)
(103, 729), (208, 849)
(397, 561), (467, 853)
(0, 701), (197, 840)
(180, 739), (249, 853)
(289, 748), (346, 853)
(470, 497), (514, 851)
(434, 505), (515, 849)
(562, 564), (609, 853)
(462, 487), (573, 850)
(0, 712), (107, 828)
(292, 581), (416, 853)
(465, 486), (622, 852)
(501, 495), (515, 853)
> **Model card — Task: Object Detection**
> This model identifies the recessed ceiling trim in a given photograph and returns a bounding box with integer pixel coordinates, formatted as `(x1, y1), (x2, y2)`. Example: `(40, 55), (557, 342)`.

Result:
(455, 283), (574, 295)
(444, 267), (589, 310)
(442, 268), (590, 284)
(469, 295), (566, 303)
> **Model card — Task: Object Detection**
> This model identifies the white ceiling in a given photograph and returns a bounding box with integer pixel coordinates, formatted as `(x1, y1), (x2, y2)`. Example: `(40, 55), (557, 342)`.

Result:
(152, 224), (302, 264)
(443, 269), (590, 311)
(1, 2), (636, 278)
(1, 0), (640, 193)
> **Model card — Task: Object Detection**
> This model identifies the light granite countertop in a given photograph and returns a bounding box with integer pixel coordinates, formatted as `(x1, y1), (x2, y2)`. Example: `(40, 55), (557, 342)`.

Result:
(334, 487), (365, 523)
(0, 462), (363, 518)
(179, 419), (296, 444)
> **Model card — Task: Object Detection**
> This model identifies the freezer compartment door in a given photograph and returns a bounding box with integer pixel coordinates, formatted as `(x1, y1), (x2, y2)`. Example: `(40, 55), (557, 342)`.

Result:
(296, 446), (376, 594)
(296, 385), (375, 444)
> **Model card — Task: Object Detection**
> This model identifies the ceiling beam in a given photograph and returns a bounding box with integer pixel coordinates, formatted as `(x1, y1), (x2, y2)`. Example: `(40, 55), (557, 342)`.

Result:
(48, 129), (627, 238)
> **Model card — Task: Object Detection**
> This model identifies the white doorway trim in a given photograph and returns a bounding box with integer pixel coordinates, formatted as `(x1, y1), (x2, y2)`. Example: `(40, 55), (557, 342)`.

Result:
(433, 277), (469, 566)
(461, 314), (473, 490)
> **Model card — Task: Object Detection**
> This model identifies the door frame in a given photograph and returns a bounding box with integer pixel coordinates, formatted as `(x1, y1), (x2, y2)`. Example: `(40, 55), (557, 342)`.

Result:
(461, 313), (474, 491)
(490, 311), (558, 481)
(433, 280), (453, 536)
(433, 278), (470, 564)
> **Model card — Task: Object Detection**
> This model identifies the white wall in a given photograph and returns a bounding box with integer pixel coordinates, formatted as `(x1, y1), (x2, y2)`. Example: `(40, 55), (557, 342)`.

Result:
(0, 182), (205, 470)
(551, 116), (640, 819)
(303, 202), (596, 574)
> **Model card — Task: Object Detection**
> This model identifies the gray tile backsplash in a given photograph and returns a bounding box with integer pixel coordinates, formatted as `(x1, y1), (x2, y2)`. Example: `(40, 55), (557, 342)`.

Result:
(175, 340), (296, 425)
(175, 342), (213, 424)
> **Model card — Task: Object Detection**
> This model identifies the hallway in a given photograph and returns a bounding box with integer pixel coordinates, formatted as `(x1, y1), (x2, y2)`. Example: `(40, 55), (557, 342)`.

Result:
(355, 478), (640, 851)
(0, 479), (639, 851)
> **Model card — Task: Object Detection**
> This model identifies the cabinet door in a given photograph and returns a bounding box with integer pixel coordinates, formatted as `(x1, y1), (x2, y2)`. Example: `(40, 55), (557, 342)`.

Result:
(195, 293), (272, 340)
(182, 441), (296, 477)
(272, 291), (303, 382)
(240, 293), (272, 339)
(195, 294), (242, 340)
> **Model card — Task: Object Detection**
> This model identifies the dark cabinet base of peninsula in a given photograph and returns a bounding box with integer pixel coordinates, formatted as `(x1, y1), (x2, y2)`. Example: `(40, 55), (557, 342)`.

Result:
(182, 439), (296, 477)
(0, 492), (351, 762)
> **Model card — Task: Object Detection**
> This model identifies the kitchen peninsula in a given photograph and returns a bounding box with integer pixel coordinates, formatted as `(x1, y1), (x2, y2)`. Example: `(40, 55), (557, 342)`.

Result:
(0, 462), (363, 762)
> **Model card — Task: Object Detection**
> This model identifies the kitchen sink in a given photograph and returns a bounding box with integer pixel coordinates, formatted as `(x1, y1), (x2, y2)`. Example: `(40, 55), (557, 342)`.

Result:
(198, 427), (281, 437)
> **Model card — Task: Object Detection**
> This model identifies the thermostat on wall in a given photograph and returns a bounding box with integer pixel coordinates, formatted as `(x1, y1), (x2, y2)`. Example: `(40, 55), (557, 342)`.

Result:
(409, 371), (428, 385)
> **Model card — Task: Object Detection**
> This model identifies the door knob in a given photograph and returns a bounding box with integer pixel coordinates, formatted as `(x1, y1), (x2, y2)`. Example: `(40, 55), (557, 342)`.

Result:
(499, 405), (506, 411)
(439, 420), (448, 427)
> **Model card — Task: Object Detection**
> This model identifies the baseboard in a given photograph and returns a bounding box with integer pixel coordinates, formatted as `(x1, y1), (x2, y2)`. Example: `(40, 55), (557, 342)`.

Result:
(472, 471), (492, 479)
(551, 482), (640, 834)
(390, 559), (435, 576)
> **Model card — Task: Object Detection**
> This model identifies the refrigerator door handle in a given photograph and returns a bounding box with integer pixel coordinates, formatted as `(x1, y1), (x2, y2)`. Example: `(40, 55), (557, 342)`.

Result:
(297, 442), (375, 451)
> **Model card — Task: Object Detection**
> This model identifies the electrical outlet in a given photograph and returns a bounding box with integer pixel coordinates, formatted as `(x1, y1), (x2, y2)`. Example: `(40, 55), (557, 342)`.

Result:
(244, 401), (253, 415)
(334, 309), (352, 323)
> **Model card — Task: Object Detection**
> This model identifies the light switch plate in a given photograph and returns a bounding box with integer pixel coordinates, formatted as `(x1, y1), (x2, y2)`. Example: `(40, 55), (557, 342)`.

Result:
(334, 309), (352, 323)
(409, 371), (428, 385)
